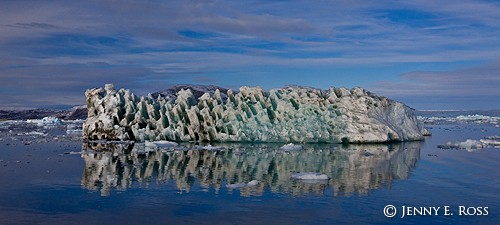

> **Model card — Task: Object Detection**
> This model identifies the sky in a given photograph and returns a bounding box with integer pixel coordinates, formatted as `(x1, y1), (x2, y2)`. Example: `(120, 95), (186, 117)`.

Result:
(0, 0), (499, 110)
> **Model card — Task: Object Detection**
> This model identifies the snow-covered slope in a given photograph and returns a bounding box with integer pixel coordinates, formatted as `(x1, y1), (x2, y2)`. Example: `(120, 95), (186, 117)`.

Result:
(83, 84), (429, 143)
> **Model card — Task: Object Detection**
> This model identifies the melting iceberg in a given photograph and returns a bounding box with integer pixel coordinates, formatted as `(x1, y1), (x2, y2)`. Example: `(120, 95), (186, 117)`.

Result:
(83, 84), (429, 143)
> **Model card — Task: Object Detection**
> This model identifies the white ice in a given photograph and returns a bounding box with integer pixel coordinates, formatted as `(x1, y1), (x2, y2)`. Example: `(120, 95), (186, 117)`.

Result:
(27, 117), (62, 126)
(24, 131), (47, 136)
(279, 143), (304, 151)
(420, 114), (500, 125)
(438, 136), (500, 151)
(145, 140), (178, 148)
(201, 145), (224, 151)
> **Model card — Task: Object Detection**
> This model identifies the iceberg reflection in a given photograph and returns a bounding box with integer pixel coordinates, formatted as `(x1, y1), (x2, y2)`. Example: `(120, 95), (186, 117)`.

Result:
(81, 142), (421, 197)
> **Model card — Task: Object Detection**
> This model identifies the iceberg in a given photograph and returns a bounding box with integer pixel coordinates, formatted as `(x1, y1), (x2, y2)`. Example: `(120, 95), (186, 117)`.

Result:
(83, 84), (429, 143)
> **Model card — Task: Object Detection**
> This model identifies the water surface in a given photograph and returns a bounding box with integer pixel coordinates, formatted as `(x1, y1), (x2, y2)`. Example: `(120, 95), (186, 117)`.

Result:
(0, 117), (499, 224)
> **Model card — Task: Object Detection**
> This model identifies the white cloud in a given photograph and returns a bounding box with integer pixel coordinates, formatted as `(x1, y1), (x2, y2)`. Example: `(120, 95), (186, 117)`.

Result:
(370, 60), (500, 97)
(1, 0), (500, 108)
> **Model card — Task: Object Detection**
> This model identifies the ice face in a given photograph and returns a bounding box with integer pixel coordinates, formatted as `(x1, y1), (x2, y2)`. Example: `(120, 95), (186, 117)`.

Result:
(83, 84), (429, 143)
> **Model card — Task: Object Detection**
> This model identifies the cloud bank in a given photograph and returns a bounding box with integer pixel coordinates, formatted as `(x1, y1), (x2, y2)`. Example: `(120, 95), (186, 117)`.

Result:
(0, 0), (499, 109)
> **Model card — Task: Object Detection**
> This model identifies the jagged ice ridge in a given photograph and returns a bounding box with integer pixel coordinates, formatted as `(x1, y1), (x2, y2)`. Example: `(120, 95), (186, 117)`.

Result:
(83, 84), (429, 143)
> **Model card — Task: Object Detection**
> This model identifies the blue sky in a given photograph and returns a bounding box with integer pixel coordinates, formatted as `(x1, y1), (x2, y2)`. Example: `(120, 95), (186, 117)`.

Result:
(0, 0), (499, 110)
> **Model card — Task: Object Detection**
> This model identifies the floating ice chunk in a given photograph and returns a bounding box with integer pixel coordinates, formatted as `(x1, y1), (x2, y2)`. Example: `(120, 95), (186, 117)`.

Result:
(25, 131), (47, 136)
(66, 129), (83, 135)
(458, 139), (483, 150)
(27, 117), (62, 126)
(202, 145), (224, 151)
(279, 143), (303, 151)
(485, 135), (500, 140)
(226, 180), (259, 189)
(437, 136), (500, 151)
(480, 139), (500, 146)
(63, 151), (84, 155)
(290, 172), (329, 180)
(145, 140), (178, 148)
(420, 114), (500, 125)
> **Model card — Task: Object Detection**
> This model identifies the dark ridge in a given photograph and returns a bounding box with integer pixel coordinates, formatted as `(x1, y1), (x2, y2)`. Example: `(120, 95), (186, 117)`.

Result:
(151, 84), (232, 100)
(0, 105), (88, 120)
(0, 109), (57, 120)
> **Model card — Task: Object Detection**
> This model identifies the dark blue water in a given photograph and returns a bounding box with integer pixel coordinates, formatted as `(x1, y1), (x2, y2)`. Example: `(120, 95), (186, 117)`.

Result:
(0, 119), (499, 224)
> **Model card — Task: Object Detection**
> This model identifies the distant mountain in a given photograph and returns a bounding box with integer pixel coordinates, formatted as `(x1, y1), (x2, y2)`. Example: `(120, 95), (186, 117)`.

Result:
(0, 108), (58, 120)
(151, 84), (231, 100)
(0, 105), (88, 120)
(54, 105), (88, 120)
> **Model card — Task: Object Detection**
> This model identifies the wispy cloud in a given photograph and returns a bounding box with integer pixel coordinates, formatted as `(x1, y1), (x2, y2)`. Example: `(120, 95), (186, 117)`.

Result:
(0, 0), (499, 108)
(370, 60), (500, 109)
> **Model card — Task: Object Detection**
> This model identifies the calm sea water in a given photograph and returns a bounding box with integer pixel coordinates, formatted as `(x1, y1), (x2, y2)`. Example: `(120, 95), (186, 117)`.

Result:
(0, 113), (499, 225)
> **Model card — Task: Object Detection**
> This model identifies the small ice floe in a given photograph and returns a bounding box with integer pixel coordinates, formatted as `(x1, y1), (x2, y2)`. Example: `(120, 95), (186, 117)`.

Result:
(63, 151), (84, 155)
(479, 139), (500, 146)
(279, 143), (303, 151)
(290, 172), (329, 180)
(419, 114), (500, 125)
(438, 136), (500, 151)
(438, 139), (483, 150)
(145, 140), (178, 148)
(485, 135), (500, 140)
(24, 131), (47, 136)
(27, 117), (62, 126)
(66, 129), (83, 135)
(226, 180), (259, 189)
(201, 145), (224, 151)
